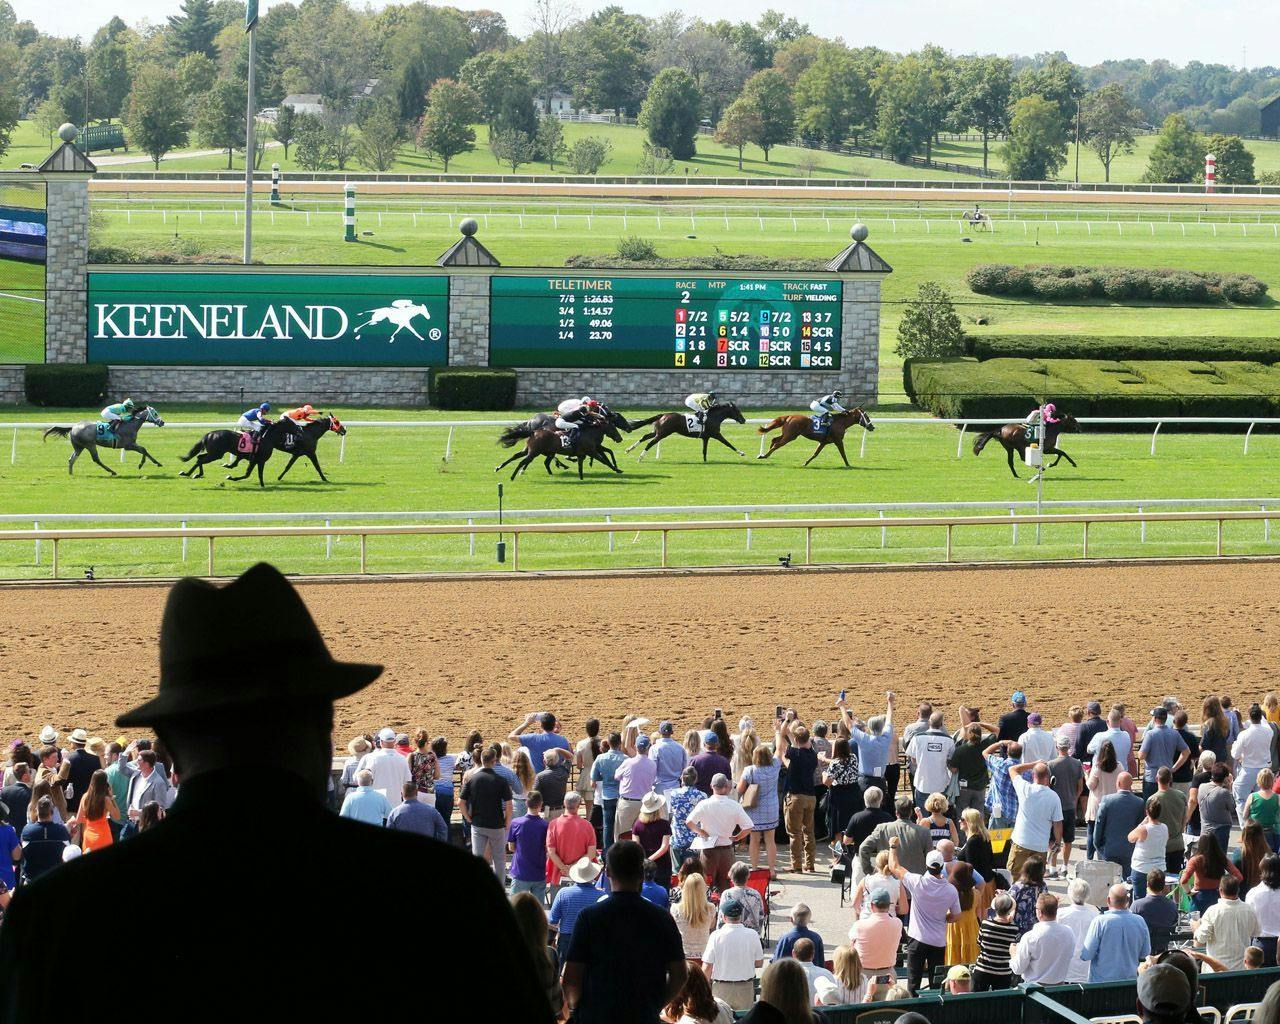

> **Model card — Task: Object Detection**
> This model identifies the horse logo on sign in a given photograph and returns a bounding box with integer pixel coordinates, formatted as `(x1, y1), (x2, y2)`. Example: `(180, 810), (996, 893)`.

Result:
(353, 299), (432, 342)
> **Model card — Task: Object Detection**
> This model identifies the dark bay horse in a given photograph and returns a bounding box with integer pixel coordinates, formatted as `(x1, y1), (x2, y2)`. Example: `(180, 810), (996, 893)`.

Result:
(498, 407), (633, 474)
(756, 408), (875, 467)
(973, 414), (1081, 479)
(225, 415), (346, 487)
(179, 424), (270, 479)
(496, 420), (623, 480)
(42, 406), (165, 475)
(624, 401), (748, 462)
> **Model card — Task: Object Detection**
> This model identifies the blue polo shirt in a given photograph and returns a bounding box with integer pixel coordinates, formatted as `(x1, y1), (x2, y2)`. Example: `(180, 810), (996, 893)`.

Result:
(519, 731), (571, 773)
(550, 881), (602, 942)
(590, 750), (626, 801)
(850, 726), (893, 777)
(1139, 724), (1189, 782)
(386, 798), (448, 841)
(339, 786), (391, 826)
(0, 823), (19, 888)
(1081, 908), (1151, 982)
(649, 738), (688, 792)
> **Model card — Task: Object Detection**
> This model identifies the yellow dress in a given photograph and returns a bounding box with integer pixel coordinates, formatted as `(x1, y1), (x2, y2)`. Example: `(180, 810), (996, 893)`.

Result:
(946, 904), (979, 965)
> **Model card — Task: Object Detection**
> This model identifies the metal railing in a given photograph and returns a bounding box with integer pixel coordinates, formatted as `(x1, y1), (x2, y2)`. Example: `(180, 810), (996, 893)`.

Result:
(3, 508), (1276, 579)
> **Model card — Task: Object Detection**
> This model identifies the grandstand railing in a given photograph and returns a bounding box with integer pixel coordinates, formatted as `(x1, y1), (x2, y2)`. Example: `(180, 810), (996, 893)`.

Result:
(4, 508), (1279, 578)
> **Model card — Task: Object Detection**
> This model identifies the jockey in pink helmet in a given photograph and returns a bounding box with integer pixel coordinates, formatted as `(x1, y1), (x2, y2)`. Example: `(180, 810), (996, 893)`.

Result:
(1024, 401), (1060, 429)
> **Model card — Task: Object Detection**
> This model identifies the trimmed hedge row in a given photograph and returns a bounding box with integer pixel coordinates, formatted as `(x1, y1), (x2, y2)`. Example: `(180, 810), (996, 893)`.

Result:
(25, 364), (109, 407)
(430, 367), (517, 410)
(966, 264), (1269, 304)
(906, 356), (1280, 420)
(970, 335), (1280, 363)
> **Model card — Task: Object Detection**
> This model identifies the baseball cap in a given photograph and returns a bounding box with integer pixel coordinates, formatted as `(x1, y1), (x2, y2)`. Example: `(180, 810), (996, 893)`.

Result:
(704, 731), (719, 746)
(870, 887), (892, 907)
(636, 734), (651, 751)
(1011, 690), (1026, 706)
(926, 850), (945, 871)
(1087, 700), (1102, 714)
(1055, 733), (1071, 749)
(659, 721), (674, 736)
(377, 727), (396, 743)
(1137, 964), (1192, 1018)
(722, 899), (744, 919)
(1028, 712), (1043, 726)
(946, 965), (972, 982)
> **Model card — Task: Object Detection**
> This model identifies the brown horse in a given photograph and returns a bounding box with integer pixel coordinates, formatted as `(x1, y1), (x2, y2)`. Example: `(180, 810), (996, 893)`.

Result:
(495, 419), (623, 480)
(973, 414), (1081, 479)
(756, 408), (875, 467)
(624, 401), (748, 462)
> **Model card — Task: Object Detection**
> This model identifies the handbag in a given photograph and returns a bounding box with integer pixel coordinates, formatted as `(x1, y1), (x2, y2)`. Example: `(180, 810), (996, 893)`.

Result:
(741, 783), (761, 809)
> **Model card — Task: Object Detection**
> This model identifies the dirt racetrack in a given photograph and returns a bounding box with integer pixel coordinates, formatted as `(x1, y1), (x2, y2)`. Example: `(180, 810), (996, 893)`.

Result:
(2, 561), (1276, 747)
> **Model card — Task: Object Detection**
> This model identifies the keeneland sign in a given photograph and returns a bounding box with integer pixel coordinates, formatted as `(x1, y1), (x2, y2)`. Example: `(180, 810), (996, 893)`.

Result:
(87, 271), (449, 367)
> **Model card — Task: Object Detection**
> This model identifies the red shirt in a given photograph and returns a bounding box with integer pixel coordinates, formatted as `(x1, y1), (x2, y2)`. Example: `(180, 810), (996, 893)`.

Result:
(545, 813), (596, 885)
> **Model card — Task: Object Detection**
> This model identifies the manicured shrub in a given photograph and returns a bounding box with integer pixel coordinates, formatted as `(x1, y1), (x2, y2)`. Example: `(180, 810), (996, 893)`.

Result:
(430, 367), (517, 410)
(25, 363), (109, 407)
(965, 263), (1268, 305)
(970, 335), (1280, 363)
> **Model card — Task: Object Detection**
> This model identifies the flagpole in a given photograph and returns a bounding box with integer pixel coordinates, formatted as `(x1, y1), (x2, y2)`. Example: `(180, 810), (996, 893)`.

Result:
(242, 4), (258, 265)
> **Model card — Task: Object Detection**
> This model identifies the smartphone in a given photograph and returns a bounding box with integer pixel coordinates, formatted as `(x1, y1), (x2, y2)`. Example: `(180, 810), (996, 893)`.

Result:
(714, 708), (723, 720)
(838, 689), (846, 704)
(775, 705), (784, 719)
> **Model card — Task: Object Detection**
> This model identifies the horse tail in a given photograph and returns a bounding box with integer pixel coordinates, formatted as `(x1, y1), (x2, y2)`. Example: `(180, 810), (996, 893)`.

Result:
(629, 414), (663, 429)
(180, 439), (205, 461)
(757, 416), (786, 435)
(498, 424), (534, 448)
(42, 426), (71, 442)
(972, 429), (999, 456)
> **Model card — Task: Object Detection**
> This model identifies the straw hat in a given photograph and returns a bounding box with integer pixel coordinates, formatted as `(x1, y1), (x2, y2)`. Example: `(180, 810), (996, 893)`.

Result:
(348, 736), (371, 757)
(568, 857), (602, 884)
(640, 792), (666, 816)
(85, 737), (107, 758)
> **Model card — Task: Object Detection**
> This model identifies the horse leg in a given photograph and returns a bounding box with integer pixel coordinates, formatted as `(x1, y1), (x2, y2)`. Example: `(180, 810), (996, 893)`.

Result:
(277, 454), (301, 480)
(511, 452), (537, 480)
(303, 452), (327, 482)
(638, 429), (665, 462)
(702, 435), (709, 462)
(757, 429), (793, 460)
(712, 432), (744, 458)
(67, 442), (80, 475)
(834, 438), (851, 467)
(495, 450), (525, 473)
(85, 443), (116, 477)
(802, 442), (828, 467)
(577, 456), (585, 480)
(625, 431), (651, 454)
(1006, 444), (1019, 479)
(544, 455), (555, 475)
(132, 444), (162, 469)
(1051, 446), (1078, 468)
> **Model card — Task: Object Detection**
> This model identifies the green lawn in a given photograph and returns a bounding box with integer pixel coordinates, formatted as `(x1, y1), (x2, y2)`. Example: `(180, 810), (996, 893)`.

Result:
(934, 133), (1280, 183)
(87, 194), (1280, 399)
(0, 257), (45, 362)
(2, 404), (1279, 578)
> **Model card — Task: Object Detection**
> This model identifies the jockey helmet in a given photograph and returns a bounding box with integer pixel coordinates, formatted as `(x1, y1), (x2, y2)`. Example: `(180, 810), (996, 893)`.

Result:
(1044, 402), (1056, 417)
(832, 390), (844, 400)
(259, 402), (271, 412)
(585, 398), (600, 410)
(123, 398), (136, 410)
(302, 404), (314, 415)
(707, 390), (718, 400)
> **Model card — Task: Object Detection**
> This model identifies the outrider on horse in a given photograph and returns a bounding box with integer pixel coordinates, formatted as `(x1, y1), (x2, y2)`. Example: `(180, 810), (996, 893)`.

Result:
(756, 407), (875, 467)
(42, 406), (166, 475)
(973, 413), (1081, 478)
(624, 401), (748, 462)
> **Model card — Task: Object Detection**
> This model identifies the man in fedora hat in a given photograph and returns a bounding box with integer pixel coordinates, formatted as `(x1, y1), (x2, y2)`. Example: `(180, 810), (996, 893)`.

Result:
(0, 563), (551, 1022)
(64, 729), (101, 815)
(550, 855), (604, 954)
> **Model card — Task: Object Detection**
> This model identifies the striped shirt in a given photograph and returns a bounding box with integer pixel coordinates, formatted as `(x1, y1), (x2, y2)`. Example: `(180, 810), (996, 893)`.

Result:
(975, 918), (1020, 977)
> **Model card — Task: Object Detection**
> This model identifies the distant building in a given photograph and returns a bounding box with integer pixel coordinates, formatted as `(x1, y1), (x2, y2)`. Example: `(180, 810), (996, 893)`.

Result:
(534, 91), (575, 116)
(1262, 96), (1280, 139)
(281, 93), (323, 117)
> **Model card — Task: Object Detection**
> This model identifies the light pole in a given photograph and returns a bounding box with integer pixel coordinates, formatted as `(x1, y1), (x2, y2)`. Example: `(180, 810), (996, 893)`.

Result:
(243, 0), (259, 265)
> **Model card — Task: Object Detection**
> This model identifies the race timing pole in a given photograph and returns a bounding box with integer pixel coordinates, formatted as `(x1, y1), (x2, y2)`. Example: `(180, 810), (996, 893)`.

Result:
(242, 0), (259, 264)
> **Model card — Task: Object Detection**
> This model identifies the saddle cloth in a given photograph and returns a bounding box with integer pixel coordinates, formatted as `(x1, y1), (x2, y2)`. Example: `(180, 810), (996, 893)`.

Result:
(684, 414), (703, 435)
(94, 422), (116, 443)
(236, 432), (257, 455)
(559, 432), (574, 449)
(811, 415), (829, 434)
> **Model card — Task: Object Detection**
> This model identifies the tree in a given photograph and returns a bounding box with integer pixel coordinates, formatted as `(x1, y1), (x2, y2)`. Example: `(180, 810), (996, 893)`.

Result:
(1082, 84), (1142, 182)
(772, 35), (825, 85)
(489, 126), (535, 171)
(564, 135), (611, 174)
(914, 44), (955, 163)
(34, 96), (67, 146)
(322, 108), (357, 170)
(294, 113), (334, 170)
(567, 7), (650, 117)
(272, 102), (297, 159)
(638, 66), (701, 161)
(385, 4), (472, 125)
(895, 281), (964, 360)
(125, 65), (190, 169)
(176, 53), (217, 107)
(954, 55), (1012, 173)
(715, 98), (762, 170)
(636, 140), (674, 175)
(418, 78), (480, 172)
(279, 0), (374, 110)
(167, 0), (218, 58)
(739, 69), (793, 162)
(793, 45), (871, 146)
(1011, 56), (1081, 119)
(527, 0), (577, 115)
(461, 50), (536, 134)
(647, 22), (749, 126)
(87, 35), (131, 119)
(358, 101), (402, 172)
(1143, 113), (1203, 183)
(874, 55), (934, 162)
(1002, 94), (1069, 180)
(1209, 97), (1261, 136)
(0, 45), (20, 160)
(535, 114), (564, 168)
(1203, 133), (1256, 185)
(193, 78), (244, 168)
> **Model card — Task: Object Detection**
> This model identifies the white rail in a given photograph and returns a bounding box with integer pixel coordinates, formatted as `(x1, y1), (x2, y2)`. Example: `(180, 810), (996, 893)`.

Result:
(2, 508), (1275, 578)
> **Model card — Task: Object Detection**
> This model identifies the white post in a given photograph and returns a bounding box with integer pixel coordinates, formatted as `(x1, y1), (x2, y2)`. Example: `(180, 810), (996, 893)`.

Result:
(606, 514), (613, 553)
(325, 519), (332, 559)
(654, 442), (660, 461)
(1244, 422), (1256, 455)
(339, 432), (346, 463)
(444, 425), (455, 462)
(33, 520), (39, 565)
(1264, 506), (1270, 544)
(468, 518), (475, 556)
(758, 433), (767, 457)
(745, 512), (751, 550)
(955, 423), (967, 459)
(1139, 507), (1145, 543)
(9, 427), (15, 465)
(181, 521), (187, 562)
(879, 509), (886, 549)
(1011, 507), (1017, 545)
(1150, 422), (1162, 456)
(860, 429), (868, 458)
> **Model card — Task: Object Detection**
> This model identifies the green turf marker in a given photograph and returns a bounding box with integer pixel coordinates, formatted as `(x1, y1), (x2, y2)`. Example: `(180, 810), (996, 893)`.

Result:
(343, 183), (355, 243)
(270, 163), (280, 204)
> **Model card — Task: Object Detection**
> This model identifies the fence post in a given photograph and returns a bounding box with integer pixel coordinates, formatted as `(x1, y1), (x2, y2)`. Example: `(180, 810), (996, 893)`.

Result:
(758, 433), (767, 457)
(207, 536), (214, 576)
(468, 518), (475, 557)
(51, 538), (58, 579)
(879, 509), (886, 549)
(181, 521), (187, 562)
(1011, 508), (1017, 545)
(1082, 520), (1089, 559)
(805, 527), (812, 564)
(1217, 519), (1223, 556)
(606, 514), (613, 553)
(1264, 506), (1270, 544)
(945, 524), (952, 562)
(359, 533), (367, 573)
(33, 520), (38, 565)
(512, 531), (519, 571)
(860, 429), (869, 459)
(661, 530), (668, 568)
(1245, 422), (1256, 455)
(955, 423), (967, 459)
(10, 427), (15, 465)
(444, 425), (455, 462)
(325, 519), (333, 559)
(654, 442), (660, 461)
(744, 512), (751, 550)
(339, 432), (346, 464)
(1139, 507), (1145, 543)
(1150, 422), (1163, 456)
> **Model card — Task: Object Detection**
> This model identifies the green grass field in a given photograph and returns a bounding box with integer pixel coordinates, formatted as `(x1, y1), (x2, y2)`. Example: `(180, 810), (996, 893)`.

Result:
(2, 406), (1279, 578)
(88, 193), (1280, 398)
(0, 257), (45, 363)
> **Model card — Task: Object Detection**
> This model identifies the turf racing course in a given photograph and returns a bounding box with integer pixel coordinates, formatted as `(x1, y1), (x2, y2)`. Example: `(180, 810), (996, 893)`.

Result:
(1, 561), (1276, 746)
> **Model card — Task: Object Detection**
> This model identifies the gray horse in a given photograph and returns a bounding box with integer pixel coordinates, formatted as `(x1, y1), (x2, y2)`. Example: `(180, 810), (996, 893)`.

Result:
(42, 405), (166, 475)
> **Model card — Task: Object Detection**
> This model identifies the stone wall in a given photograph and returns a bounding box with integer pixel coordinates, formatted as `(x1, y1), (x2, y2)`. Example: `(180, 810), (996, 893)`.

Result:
(0, 365), (23, 404)
(448, 274), (489, 364)
(45, 179), (89, 364)
(107, 366), (433, 406)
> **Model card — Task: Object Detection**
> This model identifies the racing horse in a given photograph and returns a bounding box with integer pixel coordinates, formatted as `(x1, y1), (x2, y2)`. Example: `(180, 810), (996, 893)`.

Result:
(973, 413), (1081, 479)
(756, 408), (875, 467)
(498, 407), (634, 474)
(178, 422), (270, 479)
(41, 405), (165, 475)
(226, 415), (346, 487)
(496, 419), (623, 480)
(624, 401), (748, 462)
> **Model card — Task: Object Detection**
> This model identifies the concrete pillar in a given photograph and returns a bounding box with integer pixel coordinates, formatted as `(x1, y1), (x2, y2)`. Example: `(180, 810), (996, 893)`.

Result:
(44, 177), (90, 363)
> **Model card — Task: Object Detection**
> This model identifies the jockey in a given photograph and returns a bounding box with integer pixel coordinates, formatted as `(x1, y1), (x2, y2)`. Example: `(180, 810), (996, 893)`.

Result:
(1024, 402), (1060, 440)
(237, 402), (272, 435)
(281, 403), (317, 435)
(100, 398), (136, 426)
(684, 390), (717, 427)
(554, 397), (601, 442)
(809, 390), (847, 428)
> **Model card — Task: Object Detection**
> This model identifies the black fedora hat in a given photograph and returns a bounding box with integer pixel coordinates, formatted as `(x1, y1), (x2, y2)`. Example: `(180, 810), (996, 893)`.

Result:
(117, 563), (382, 727)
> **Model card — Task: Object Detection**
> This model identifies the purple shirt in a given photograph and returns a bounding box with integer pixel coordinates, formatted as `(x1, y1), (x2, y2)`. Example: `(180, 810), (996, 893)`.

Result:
(900, 870), (961, 947)
(507, 812), (550, 883)
(617, 754), (658, 799)
(690, 752), (732, 794)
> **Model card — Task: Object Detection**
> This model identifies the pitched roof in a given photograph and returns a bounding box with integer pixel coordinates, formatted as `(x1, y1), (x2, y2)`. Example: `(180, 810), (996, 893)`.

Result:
(436, 234), (500, 267)
(824, 239), (892, 274)
(38, 141), (96, 174)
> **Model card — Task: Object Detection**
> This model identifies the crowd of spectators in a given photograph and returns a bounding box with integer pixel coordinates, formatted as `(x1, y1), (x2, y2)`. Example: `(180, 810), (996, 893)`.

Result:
(10, 680), (1280, 1020)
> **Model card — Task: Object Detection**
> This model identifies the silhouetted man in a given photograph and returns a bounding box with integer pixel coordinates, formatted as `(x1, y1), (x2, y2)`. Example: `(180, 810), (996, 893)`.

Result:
(0, 563), (551, 1022)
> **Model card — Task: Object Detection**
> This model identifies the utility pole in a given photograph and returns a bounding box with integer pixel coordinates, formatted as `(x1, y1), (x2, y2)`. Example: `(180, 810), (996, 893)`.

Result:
(1074, 94), (1082, 184)
(243, 0), (260, 265)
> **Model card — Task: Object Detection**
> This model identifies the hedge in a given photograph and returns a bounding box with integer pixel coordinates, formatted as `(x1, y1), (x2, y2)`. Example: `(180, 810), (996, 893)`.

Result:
(965, 264), (1269, 305)
(430, 367), (517, 410)
(970, 335), (1280, 363)
(25, 364), (109, 407)
(906, 357), (1280, 420)
(563, 254), (831, 271)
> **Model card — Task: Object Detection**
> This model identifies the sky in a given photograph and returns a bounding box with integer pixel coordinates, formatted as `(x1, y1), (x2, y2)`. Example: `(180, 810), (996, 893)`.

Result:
(17, 0), (1279, 68)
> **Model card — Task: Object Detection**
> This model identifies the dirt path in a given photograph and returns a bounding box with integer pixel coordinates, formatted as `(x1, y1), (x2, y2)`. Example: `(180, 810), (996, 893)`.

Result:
(2, 562), (1275, 747)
